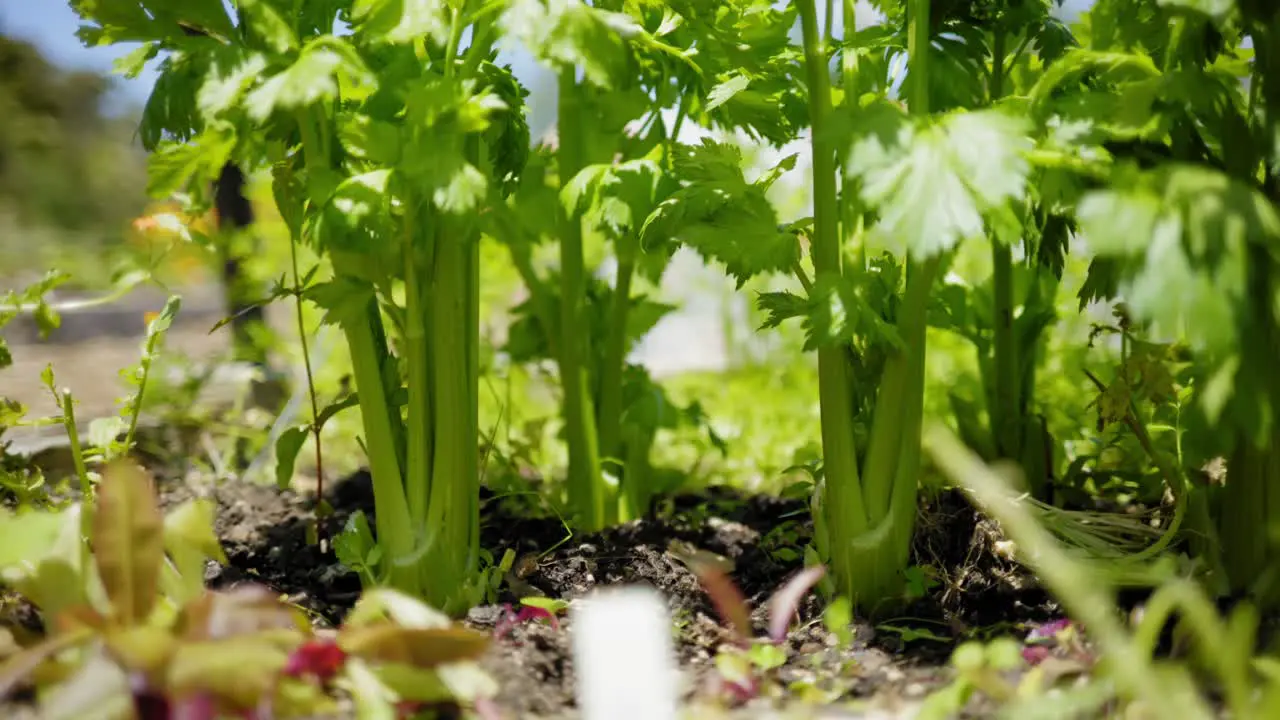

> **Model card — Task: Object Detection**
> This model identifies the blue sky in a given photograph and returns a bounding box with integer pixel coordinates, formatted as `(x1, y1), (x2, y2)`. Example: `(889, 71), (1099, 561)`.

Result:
(4, 0), (1092, 114)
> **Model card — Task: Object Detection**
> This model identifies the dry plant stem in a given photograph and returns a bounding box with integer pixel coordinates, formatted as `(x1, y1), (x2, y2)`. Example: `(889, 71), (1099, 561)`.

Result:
(1080, 368), (1203, 566)
(288, 230), (327, 550)
(924, 425), (1214, 720)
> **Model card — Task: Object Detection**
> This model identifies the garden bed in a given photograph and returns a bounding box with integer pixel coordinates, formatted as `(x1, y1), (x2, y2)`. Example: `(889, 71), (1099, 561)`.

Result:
(81, 465), (1058, 719)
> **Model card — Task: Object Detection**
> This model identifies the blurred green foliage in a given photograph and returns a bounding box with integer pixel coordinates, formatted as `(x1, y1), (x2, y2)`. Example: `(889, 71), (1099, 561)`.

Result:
(0, 31), (149, 284)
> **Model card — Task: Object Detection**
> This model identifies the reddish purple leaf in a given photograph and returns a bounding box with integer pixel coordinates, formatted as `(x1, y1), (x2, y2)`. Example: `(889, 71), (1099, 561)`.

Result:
(283, 638), (347, 681)
(493, 604), (559, 641)
(1026, 618), (1073, 643)
(766, 565), (825, 644)
(1021, 645), (1051, 665)
(516, 606), (558, 629)
(691, 565), (753, 645)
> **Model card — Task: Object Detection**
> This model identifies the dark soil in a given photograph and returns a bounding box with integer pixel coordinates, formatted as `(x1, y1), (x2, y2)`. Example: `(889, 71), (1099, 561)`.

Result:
(134, 467), (1059, 719)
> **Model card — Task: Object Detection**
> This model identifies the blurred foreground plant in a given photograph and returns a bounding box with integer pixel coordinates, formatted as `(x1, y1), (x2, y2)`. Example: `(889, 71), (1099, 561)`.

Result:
(0, 460), (495, 719)
(925, 425), (1280, 719)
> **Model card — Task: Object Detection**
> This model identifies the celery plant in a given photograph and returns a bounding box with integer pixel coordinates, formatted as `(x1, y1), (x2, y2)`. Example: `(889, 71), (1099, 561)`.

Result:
(71, 0), (530, 613)
(1031, 2), (1280, 607)
(493, 0), (801, 530)
(903, 3), (1079, 500)
(775, 0), (1036, 613)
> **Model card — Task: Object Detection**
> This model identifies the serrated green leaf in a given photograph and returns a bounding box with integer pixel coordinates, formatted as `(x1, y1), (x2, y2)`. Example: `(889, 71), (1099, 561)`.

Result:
(1078, 164), (1280, 358)
(639, 140), (792, 285)
(706, 73), (750, 112)
(352, 0), (450, 45)
(113, 42), (159, 78)
(146, 129), (236, 198)
(846, 104), (1033, 259)
(561, 164), (613, 216)
(500, 0), (640, 89)
(1077, 188), (1164, 256)
(197, 49), (270, 119)
(245, 39), (375, 121)
(435, 163), (488, 214)
(240, 0), (298, 54)
(308, 277), (378, 327)
(89, 417), (127, 451)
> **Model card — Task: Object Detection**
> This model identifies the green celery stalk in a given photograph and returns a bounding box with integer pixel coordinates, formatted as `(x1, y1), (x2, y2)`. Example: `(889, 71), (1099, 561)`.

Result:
(556, 69), (607, 531)
(403, 201), (434, 527)
(796, 0), (872, 596)
(421, 217), (478, 609)
(342, 299), (417, 594)
(295, 108), (417, 592)
(987, 27), (1028, 495)
(596, 236), (638, 521)
(798, 0), (938, 613)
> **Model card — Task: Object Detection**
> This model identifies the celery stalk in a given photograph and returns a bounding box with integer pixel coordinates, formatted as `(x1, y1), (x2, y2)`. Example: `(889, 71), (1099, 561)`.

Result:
(556, 70), (606, 531)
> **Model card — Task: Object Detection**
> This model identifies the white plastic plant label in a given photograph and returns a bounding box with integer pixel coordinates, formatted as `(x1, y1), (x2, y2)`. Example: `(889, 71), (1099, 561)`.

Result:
(571, 585), (679, 720)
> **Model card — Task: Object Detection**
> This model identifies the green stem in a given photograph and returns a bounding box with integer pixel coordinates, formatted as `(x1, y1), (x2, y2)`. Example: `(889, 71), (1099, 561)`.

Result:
(467, 139), (486, 576)
(597, 239), (637, 465)
(828, 0), (936, 614)
(1219, 251), (1280, 607)
(421, 211), (477, 608)
(343, 303), (416, 592)
(668, 95), (689, 161)
(403, 201), (433, 526)
(556, 69), (606, 531)
(123, 296), (176, 455)
(619, 424), (653, 520)
(863, 256), (939, 520)
(58, 390), (91, 500)
(444, 7), (464, 80)
(861, 0), (934, 523)
(288, 220), (327, 547)
(295, 108), (414, 591)
(1004, 32), (1034, 79)
(797, 0), (870, 601)
(988, 29), (1020, 475)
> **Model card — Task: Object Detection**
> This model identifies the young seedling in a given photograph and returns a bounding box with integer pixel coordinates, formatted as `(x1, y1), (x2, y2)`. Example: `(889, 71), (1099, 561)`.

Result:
(492, 596), (566, 640)
(690, 562), (826, 703)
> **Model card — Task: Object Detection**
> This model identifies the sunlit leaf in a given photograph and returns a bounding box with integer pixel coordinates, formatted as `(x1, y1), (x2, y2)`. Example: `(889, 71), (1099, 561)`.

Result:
(146, 129), (236, 198)
(245, 38), (376, 121)
(500, 0), (641, 89)
(239, 0), (298, 54)
(275, 425), (311, 490)
(93, 461), (165, 626)
(168, 636), (293, 708)
(844, 102), (1033, 258)
(352, 0), (450, 45)
(339, 625), (490, 667)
